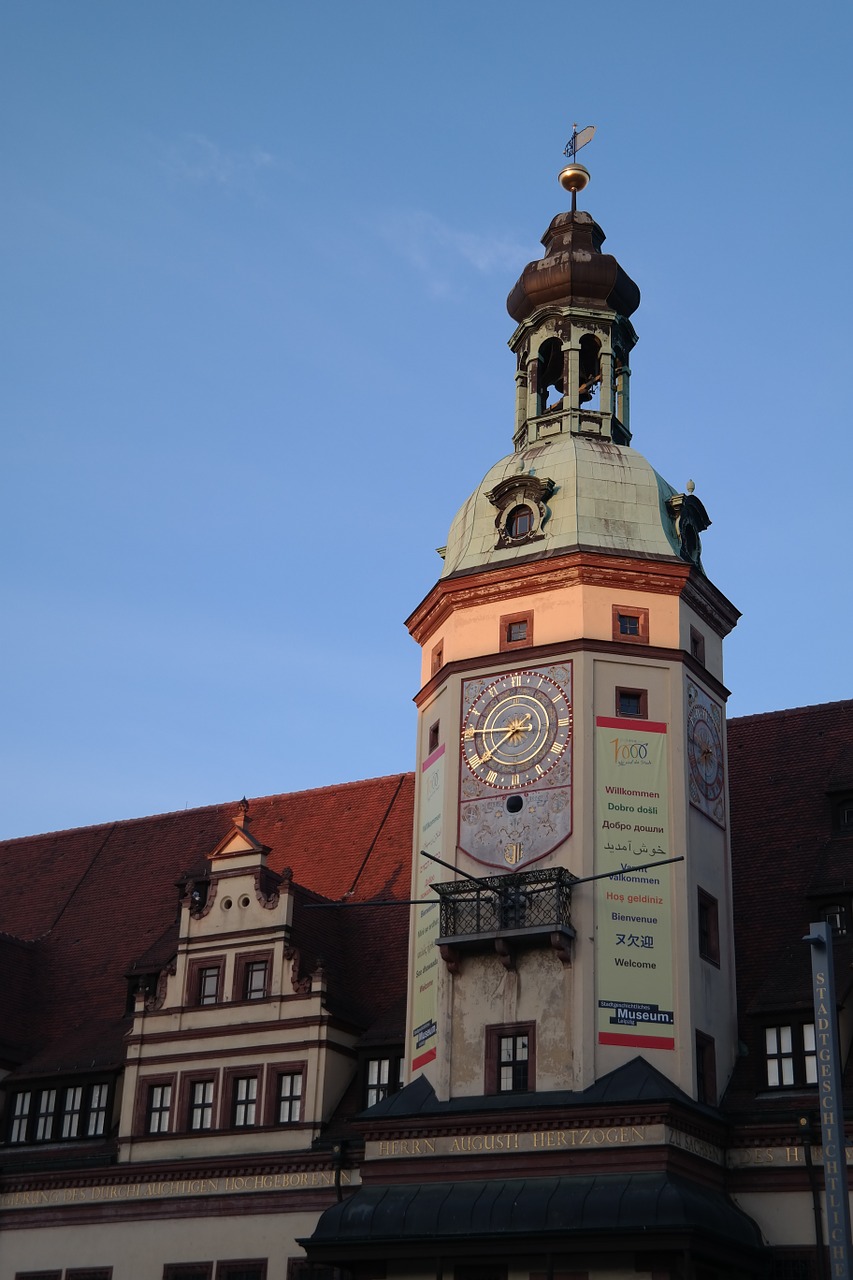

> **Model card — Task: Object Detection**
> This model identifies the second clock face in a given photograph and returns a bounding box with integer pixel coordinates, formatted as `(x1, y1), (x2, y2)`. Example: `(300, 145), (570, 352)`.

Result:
(461, 669), (572, 790)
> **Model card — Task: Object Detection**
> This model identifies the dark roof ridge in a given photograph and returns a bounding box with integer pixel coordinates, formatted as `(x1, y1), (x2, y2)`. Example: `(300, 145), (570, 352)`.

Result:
(729, 699), (853, 726)
(1, 771), (415, 845)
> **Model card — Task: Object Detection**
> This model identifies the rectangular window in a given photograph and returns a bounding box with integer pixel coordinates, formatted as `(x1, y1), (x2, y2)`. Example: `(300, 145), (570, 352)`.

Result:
(162, 1267), (213, 1280)
(615, 687), (647, 718)
(10, 1092), (32, 1144)
(431, 642), (444, 675)
(278, 1072), (303, 1124)
(216, 1264), (267, 1280)
(244, 961), (268, 1000)
(690, 626), (706, 665)
(61, 1085), (83, 1139)
(698, 889), (720, 965)
(365, 1057), (401, 1108)
(766, 1026), (794, 1087)
(803, 1023), (817, 1084)
(190, 1080), (214, 1131)
(87, 1082), (109, 1136)
(428, 721), (440, 754)
(233, 1077), (258, 1127)
(764, 1024), (819, 1088)
(198, 966), (220, 1006)
(612, 605), (649, 644)
(485, 1022), (536, 1094)
(35, 1089), (56, 1142)
(147, 1083), (173, 1134)
(500, 610), (534, 652)
(14, 1271), (63, 1280)
(499, 1033), (530, 1093)
(695, 1031), (717, 1104)
(66, 1271), (113, 1280)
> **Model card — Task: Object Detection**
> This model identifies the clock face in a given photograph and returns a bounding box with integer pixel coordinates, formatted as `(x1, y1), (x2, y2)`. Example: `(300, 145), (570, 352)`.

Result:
(461, 669), (572, 790)
(687, 682), (726, 826)
(458, 663), (573, 869)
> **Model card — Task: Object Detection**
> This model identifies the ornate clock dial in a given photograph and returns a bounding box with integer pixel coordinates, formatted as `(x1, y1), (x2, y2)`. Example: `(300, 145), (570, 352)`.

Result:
(461, 669), (572, 791)
(687, 702), (724, 801)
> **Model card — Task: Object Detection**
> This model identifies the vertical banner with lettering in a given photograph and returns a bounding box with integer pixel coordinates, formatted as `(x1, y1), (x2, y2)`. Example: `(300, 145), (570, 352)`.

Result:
(595, 717), (674, 1050)
(409, 743), (443, 1075)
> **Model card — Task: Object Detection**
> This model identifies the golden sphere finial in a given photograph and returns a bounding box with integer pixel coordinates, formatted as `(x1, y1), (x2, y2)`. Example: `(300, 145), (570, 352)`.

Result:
(558, 163), (590, 195)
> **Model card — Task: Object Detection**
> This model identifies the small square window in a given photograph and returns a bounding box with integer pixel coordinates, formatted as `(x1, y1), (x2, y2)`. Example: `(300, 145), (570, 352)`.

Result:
(431, 642), (444, 676)
(698, 889), (720, 965)
(428, 721), (440, 754)
(500, 610), (534, 652)
(616, 687), (647, 718)
(612, 605), (649, 645)
(277, 1072), (303, 1124)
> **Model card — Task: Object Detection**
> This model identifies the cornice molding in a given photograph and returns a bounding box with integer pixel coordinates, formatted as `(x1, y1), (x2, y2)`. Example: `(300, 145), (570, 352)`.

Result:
(407, 548), (739, 646)
(414, 638), (730, 708)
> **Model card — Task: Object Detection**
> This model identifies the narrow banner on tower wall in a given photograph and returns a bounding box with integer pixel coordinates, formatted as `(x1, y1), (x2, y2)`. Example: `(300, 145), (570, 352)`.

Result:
(594, 717), (675, 1050)
(409, 743), (443, 1075)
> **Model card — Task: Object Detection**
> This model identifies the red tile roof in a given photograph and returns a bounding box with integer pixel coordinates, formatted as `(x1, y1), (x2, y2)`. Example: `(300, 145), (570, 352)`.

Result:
(0, 774), (415, 1077)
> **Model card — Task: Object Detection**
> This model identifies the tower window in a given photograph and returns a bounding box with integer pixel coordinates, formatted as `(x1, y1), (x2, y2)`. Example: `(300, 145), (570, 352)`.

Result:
(428, 721), (440, 754)
(698, 889), (720, 965)
(690, 626), (706, 665)
(431, 641), (443, 675)
(500, 610), (534, 652)
(485, 1022), (535, 1094)
(506, 506), (533, 538)
(616, 687), (647, 718)
(612, 605), (649, 644)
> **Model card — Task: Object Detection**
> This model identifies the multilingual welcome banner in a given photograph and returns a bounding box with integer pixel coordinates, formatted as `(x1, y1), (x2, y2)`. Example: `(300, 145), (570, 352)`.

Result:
(594, 716), (674, 1051)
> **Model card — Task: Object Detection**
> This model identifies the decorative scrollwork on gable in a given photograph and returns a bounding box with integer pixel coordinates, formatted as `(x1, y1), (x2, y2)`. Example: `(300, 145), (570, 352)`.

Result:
(254, 870), (280, 910)
(284, 946), (312, 994)
(146, 960), (176, 1012)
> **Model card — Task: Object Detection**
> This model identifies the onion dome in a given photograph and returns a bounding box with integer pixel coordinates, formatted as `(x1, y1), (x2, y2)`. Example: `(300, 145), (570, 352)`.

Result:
(506, 211), (640, 324)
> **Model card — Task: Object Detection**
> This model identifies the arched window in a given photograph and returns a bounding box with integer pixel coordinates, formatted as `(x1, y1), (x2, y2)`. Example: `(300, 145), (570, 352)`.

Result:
(537, 338), (564, 413)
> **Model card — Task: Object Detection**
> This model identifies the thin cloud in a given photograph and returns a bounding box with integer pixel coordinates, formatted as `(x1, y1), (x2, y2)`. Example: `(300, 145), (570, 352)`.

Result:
(162, 134), (289, 189)
(378, 209), (528, 297)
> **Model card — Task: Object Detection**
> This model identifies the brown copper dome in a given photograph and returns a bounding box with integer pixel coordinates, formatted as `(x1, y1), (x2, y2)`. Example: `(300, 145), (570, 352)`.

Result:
(507, 210), (640, 323)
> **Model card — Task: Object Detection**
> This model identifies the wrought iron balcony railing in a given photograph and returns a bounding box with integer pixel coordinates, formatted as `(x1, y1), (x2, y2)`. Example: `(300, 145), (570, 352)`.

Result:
(433, 866), (577, 968)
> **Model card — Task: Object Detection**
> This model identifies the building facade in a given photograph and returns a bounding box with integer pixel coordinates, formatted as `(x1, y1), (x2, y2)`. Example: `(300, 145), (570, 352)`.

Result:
(2, 174), (852, 1280)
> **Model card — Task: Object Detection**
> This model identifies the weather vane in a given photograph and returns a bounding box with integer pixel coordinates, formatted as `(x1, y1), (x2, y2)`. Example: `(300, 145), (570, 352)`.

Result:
(559, 123), (595, 213)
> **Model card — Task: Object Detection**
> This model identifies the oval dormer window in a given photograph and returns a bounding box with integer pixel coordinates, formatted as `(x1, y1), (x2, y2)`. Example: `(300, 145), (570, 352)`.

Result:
(506, 505), (533, 539)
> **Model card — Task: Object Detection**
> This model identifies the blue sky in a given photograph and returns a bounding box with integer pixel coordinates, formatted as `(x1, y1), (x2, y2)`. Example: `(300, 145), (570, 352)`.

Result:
(2, 1), (851, 839)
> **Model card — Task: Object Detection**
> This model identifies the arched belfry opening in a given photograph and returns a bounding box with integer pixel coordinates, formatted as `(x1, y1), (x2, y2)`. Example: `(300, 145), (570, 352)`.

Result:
(537, 336), (565, 413)
(507, 209), (639, 449)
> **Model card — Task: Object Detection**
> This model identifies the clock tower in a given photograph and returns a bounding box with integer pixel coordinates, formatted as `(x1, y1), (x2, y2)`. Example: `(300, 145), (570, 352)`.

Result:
(405, 165), (740, 1106)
